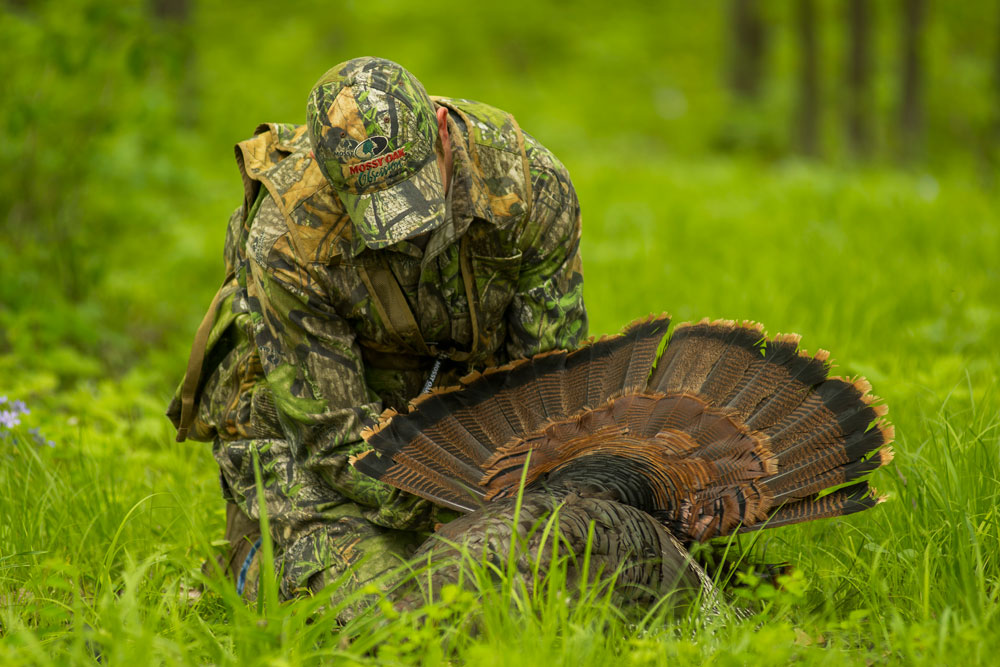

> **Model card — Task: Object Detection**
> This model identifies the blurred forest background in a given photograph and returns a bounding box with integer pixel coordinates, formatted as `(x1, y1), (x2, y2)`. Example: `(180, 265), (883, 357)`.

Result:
(3, 0), (999, 390)
(3, 1), (1000, 662)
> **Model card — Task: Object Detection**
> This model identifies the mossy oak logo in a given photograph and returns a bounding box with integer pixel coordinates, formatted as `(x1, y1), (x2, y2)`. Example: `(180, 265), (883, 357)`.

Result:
(355, 136), (389, 160)
(349, 144), (408, 186)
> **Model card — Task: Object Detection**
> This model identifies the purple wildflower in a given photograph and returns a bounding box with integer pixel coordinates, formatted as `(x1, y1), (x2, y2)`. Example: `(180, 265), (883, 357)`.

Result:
(28, 428), (55, 448)
(0, 411), (21, 429)
(0, 397), (53, 447)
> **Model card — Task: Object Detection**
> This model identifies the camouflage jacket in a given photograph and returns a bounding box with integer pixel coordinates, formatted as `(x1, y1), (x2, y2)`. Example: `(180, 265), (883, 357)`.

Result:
(168, 97), (586, 540)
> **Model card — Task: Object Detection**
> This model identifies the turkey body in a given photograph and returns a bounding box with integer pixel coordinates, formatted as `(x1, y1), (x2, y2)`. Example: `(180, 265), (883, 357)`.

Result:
(353, 315), (893, 609)
(411, 489), (706, 609)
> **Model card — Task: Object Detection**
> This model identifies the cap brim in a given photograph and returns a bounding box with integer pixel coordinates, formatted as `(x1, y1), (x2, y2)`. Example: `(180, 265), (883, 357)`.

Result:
(339, 157), (446, 250)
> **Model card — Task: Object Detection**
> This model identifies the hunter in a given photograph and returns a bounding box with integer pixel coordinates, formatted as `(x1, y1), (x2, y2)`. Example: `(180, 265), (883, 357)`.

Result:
(167, 56), (587, 611)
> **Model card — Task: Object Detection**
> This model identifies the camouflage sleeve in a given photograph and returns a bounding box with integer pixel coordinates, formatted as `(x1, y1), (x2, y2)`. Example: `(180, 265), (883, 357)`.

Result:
(247, 257), (376, 454)
(504, 147), (588, 359)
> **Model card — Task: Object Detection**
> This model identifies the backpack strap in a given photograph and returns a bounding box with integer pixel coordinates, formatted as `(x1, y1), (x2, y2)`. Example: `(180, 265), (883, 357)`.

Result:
(356, 255), (432, 357)
(174, 271), (237, 442)
(458, 233), (482, 361)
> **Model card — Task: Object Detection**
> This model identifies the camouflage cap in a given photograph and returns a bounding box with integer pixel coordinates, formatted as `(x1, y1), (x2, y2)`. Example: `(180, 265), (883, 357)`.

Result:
(307, 57), (444, 250)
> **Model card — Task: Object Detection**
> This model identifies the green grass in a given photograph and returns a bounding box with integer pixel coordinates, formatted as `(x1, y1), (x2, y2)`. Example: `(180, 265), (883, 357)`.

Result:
(2, 156), (999, 665)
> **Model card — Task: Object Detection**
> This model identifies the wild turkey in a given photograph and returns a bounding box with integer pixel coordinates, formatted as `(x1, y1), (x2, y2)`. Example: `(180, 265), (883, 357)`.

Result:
(352, 315), (893, 610)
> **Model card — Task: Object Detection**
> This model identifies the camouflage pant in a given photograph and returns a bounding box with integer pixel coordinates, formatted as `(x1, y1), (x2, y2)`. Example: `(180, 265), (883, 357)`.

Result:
(213, 436), (438, 615)
(221, 500), (425, 614)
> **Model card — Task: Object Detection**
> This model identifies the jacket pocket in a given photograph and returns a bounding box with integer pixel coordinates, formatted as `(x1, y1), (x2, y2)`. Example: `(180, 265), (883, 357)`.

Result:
(468, 251), (522, 340)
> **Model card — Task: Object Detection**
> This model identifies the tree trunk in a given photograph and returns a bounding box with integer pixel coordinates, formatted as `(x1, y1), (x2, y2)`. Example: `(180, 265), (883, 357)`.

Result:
(729, 0), (767, 100)
(797, 0), (820, 156)
(898, 0), (925, 161)
(151, 0), (190, 21)
(149, 0), (199, 128)
(992, 0), (1000, 175)
(846, 0), (872, 158)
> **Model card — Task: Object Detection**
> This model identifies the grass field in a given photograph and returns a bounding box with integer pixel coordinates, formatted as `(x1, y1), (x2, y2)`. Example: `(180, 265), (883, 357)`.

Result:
(2, 151), (999, 665)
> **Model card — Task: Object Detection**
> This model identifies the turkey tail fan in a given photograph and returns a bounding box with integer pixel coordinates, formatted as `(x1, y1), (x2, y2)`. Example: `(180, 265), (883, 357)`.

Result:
(646, 319), (893, 539)
(353, 314), (892, 542)
(352, 314), (672, 512)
